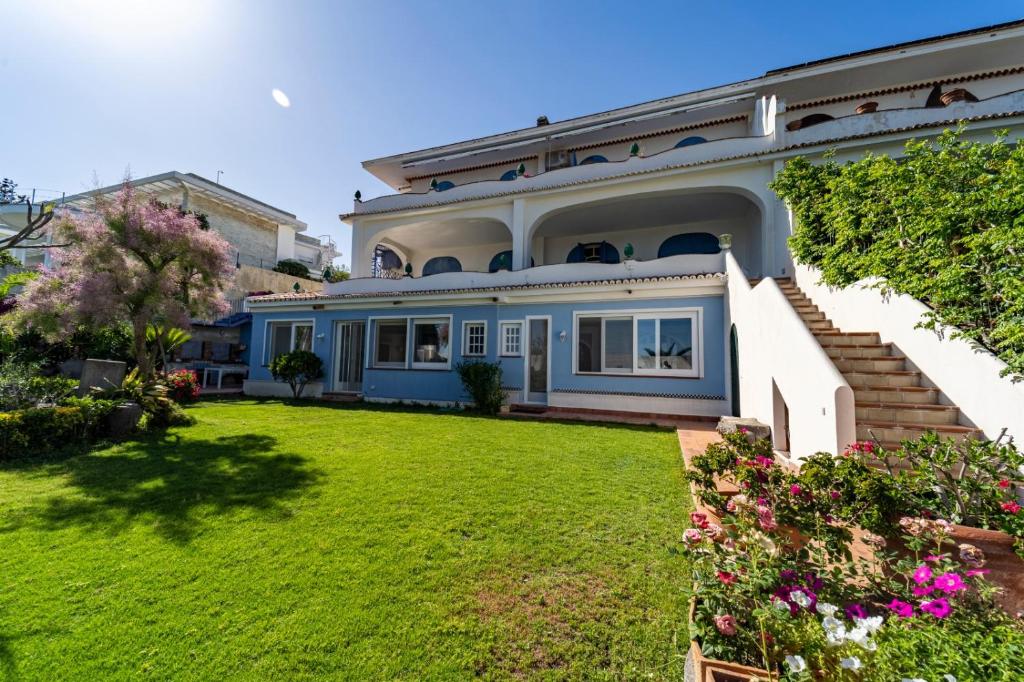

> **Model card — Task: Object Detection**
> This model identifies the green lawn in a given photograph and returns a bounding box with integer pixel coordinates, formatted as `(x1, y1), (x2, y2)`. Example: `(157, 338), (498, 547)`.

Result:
(0, 400), (691, 680)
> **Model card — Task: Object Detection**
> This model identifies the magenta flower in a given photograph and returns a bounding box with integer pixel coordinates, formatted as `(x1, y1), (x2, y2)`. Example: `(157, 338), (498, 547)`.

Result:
(844, 603), (868, 620)
(933, 572), (967, 594)
(966, 568), (991, 577)
(887, 599), (915, 618)
(921, 597), (951, 619)
(912, 584), (935, 597)
(912, 564), (933, 585)
(757, 505), (777, 531)
(790, 484), (802, 496)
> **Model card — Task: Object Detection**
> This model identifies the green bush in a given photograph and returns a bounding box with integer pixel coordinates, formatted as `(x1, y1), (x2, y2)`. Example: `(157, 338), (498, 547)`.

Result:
(770, 127), (1024, 380)
(272, 259), (310, 278)
(0, 361), (78, 410)
(456, 360), (504, 415)
(269, 350), (323, 398)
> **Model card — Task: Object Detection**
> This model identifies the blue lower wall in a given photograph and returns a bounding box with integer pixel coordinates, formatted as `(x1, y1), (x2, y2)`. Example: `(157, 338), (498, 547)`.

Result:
(249, 294), (726, 404)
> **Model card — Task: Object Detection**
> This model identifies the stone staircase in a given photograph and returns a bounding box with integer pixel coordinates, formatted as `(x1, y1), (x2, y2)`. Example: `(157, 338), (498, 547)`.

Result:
(774, 278), (981, 451)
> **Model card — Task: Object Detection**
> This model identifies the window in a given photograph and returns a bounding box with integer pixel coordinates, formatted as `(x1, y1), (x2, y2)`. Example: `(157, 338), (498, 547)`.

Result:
(463, 321), (486, 357)
(374, 319), (408, 367)
(675, 136), (707, 148)
(566, 241), (620, 264)
(575, 310), (700, 377)
(434, 180), (455, 192)
(499, 169), (518, 181)
(422, 256), (463, 276)
(412, 318), (450, 369)
(500, 322), (522, 356)
(266, 320), (314, 364)
(579, 155), (608, 165)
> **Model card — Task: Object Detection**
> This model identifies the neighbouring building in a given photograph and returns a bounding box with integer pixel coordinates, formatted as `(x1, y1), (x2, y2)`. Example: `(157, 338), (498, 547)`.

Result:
(245, 21), (1024, 456)
(58, 173), (339, 390)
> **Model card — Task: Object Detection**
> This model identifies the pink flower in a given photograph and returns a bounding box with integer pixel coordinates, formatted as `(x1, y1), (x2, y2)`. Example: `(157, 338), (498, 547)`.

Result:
(756, 506), (777, 532)
(998, 479), (1011, 489)
(912, 584), (935, 597)
(790, 484), (802, 496)
(920, 597), (951, 619)
(690, 512), (710, 529)
(717, 571), (737, 586)
(683, 528), (704, 546)
(887, 599), (915, 618)
(704, 523), (725, 542)
(830, 490), (841, 500)
(1002, 501), (1022, 514)
(933, 572), (967, 594)
(713, 614), (737, 636)
(912, 564), (933, 585)
(966, 568), (991, 577)
(757, 497), (769, 507)
(924, 555), (943, 563)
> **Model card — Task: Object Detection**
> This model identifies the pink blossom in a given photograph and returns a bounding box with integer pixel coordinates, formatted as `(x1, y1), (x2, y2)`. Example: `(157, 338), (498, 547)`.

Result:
(844, 603), (868, 620)
(789, 484), (802, 496)
(920, 598), (951, 619)
(912, 584), (935, 598)
(717, 571), (737, 585)
(933, 573), (967, 594)
(756, 505), (777, 532)
(683, 528), (704, 546)
(887, 599), (915, 618)
(998, 479), (1011, 489)
(1002, 501), (1022, 514)
(713, 614), (737, 636)
(912, 564), (933, 585)
(704, 523), (725, 542)
(690, 512), (710, 529)
(966, 568), (991, 577)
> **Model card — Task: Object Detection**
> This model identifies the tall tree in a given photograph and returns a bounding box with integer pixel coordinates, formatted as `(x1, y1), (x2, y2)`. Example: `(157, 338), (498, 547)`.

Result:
(11, 183), (234, 377)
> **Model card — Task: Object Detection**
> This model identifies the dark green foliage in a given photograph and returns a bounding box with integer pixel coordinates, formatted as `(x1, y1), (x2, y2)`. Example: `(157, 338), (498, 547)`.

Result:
(0, 361), (78, 410)
(322, 264), (350, 282)
(269, 350), (323, 398)
(0, 323), (133, 368)
(770, 127), (1024, 380)
(455, 359), (504, 414)
(0, 401), (115, 459)
(272, 259), (310, 278)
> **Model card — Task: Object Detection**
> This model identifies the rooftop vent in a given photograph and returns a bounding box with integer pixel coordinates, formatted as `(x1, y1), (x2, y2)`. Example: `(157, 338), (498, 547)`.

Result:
(536, 115), (549, 126)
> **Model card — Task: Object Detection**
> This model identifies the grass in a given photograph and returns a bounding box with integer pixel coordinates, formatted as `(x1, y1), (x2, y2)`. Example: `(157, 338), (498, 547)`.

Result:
(0, 399), (692, 680)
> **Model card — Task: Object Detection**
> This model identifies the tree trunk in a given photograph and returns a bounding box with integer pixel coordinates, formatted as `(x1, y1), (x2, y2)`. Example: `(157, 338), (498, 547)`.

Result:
(133, 317), (154, 379)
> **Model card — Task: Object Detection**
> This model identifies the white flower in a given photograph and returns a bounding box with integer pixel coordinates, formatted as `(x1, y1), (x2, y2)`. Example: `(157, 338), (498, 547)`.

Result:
(773, 599), (791, 612)
(902, 679), (927, 682)
(826, 630), (846, 647)
(944, 676), (957, 682)
(821, 615), (845, 634)
(840, 656), (862, 670)
(817, 602), (838, 617)
(854, 615), (883, 634)
(791, 589), (811, 608)
(785, 655), (807, 673)
(846, 625), (876, 651)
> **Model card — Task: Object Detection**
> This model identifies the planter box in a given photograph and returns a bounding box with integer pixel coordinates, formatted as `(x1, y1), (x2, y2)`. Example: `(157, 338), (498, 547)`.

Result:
(950, 523), (1024, 615)
(686, 599), (770, 682)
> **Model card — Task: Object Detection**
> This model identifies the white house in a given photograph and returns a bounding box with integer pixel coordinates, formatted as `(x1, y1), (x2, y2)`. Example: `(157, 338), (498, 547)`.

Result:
(245, 20), (1024, 457)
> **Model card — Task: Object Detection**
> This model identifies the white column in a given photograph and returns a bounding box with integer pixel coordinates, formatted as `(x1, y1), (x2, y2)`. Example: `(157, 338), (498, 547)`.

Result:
(510, 198), (528, 270)
(276, 224), (296, 262)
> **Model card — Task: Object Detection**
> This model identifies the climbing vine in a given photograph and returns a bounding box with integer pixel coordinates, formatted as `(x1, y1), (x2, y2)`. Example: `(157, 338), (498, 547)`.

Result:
(770, 126), (1024, 381)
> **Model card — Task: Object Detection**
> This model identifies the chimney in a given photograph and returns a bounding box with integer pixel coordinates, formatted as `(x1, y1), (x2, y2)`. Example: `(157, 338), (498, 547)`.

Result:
(536, 115), (549, 127)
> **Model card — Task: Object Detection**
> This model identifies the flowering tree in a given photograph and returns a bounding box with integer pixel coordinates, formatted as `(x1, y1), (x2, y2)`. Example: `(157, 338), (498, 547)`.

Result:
(12, 183), (234, 377)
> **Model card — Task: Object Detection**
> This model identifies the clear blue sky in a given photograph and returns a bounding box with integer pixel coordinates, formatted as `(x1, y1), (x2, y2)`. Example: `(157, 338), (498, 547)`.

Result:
(4, 1), (1022, 268)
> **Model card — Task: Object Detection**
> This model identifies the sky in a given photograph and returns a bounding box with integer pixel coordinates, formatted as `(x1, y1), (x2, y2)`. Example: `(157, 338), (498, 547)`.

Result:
(3, 1), (1022, 269)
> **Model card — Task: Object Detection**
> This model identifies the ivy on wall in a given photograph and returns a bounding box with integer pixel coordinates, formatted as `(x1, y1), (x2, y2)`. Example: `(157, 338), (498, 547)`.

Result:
(770, 126), (1024, 381)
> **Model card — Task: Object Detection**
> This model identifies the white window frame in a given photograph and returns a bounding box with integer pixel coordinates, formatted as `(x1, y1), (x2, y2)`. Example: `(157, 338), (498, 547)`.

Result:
(370, 316), (411, 369)
(411, 316), (453, 370)
(462, 320), (487, 357)
(571, 308), (703, 379)
(499, 321), (523, 357)
(263, 318), (316, 366)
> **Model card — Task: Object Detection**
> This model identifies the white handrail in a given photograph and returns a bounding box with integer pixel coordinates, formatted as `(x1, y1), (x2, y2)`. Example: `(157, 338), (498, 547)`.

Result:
(726, 251), (856, 457)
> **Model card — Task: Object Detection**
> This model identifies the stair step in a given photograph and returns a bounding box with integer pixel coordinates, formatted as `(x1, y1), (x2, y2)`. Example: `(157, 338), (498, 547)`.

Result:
(510, 403), (547, 414)
(798, 310), (827, 322)
(853, 386), (940, 404)
(805, 319), (835, 331)
(856, 402), (960, 426)
(825, 344), (894, 359)
(844, 370), (921, 388)
(857, 421), (981, 444)
(815, 331), (882, 346)
(834, 356), (907, 373)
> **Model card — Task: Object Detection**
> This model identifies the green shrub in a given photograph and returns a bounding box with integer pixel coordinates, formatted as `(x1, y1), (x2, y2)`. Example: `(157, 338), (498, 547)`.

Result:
(0, 396), (124, 459)
(455, 360), (504, 415)
(61, 396), (118, 439)
(0, 361), (78, 410)
(269, 350), (323, 398)
(272, 259), (310, 278)
(770, 127), (1024, 380)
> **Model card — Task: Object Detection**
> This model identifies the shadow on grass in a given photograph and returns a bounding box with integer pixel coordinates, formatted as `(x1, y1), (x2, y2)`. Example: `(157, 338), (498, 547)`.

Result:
(10, 433), (322, 544)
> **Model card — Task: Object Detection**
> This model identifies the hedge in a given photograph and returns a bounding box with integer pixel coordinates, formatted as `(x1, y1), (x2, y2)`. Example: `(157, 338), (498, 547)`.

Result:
(0, 398), (117, 460)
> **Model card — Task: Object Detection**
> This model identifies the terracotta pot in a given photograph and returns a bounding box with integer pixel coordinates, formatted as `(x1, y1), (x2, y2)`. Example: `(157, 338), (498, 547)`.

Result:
(855, 101), (879, 114)
(686, 599), (770, 682)
(940, 88), (973, 105)
(951, 523), (1024, 616)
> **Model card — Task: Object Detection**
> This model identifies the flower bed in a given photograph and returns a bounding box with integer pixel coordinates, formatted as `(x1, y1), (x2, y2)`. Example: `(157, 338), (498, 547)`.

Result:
(679, 432), (1024, 680)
